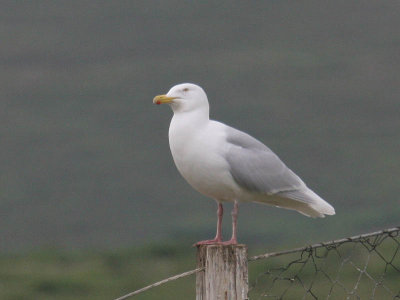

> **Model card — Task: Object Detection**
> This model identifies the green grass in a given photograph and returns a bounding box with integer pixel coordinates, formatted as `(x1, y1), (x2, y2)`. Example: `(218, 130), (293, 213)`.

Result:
(0, 244), (196, 300)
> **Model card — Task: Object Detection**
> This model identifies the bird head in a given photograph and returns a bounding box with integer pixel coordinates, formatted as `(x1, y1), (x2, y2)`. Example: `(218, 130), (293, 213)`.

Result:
(153, 83), (209, 113)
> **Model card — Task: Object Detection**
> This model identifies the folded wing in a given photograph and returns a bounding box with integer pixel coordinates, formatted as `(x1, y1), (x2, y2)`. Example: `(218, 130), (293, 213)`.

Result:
(225, 127), (335, 217)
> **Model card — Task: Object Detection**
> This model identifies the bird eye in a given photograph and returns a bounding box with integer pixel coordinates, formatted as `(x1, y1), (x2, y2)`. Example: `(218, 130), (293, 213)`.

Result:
(183, 88), (189, 92)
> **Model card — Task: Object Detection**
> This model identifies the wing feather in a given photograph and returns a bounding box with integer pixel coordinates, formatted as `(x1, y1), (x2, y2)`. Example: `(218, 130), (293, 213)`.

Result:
(225, 127), (306, 195)
(224, 126), (335, 217)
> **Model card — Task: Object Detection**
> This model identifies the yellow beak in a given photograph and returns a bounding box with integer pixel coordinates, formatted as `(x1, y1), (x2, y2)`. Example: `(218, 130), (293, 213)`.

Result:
(153, 95), (178, 105)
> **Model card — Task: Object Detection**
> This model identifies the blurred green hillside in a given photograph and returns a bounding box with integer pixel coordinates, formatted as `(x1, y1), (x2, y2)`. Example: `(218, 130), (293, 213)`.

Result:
(0, 244), (196, 299)
(0, 1), (399, 254)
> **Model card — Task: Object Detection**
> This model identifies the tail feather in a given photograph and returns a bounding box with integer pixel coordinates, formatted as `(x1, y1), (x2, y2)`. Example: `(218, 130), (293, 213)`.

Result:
(277, 188), (335, 218)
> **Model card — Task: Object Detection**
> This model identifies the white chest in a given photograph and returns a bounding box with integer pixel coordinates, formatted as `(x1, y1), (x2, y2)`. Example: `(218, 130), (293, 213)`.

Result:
(168, 118), (238, 201)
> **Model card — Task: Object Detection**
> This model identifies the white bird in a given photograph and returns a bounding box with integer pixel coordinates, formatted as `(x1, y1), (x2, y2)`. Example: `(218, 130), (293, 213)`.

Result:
(153, 83), (335, 245)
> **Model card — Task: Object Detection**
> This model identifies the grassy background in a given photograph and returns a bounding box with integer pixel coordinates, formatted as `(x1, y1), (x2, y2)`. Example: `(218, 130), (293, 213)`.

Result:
(0, 244), (195, 299)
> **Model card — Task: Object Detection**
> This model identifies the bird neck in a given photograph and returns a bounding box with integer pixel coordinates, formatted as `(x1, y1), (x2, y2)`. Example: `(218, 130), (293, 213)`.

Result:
(172, 107), (210, 126)
(169, 109), (209, 147)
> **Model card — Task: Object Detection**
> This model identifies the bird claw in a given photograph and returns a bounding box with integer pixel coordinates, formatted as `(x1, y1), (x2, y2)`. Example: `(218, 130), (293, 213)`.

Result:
(219, 238), (237, 246)
(193, 238), (237, 247)
(193, 239), (222, 247)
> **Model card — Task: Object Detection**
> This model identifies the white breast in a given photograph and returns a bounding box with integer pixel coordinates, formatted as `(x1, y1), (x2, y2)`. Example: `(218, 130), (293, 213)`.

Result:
(169, 117), (239, 201)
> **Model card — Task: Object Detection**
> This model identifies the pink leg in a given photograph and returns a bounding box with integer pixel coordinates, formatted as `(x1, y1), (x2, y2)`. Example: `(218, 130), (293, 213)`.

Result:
(221, 201), (238, 245)
(215, 203), (223, 241)
(194, 203), (223, 246)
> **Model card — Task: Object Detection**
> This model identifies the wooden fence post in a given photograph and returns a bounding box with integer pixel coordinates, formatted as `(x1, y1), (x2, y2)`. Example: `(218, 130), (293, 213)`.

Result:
(196, 244), (248, 300)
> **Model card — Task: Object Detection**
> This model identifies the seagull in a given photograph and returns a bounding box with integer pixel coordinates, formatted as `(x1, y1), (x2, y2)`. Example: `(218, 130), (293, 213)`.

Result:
(153, 83), (335, 245)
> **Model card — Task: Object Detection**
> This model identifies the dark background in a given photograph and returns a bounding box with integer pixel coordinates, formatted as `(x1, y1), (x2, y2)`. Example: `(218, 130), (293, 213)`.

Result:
(1, 1), (399, 254)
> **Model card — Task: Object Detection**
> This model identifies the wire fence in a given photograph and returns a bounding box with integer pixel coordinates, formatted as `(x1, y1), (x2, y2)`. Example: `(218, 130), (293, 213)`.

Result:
(115, 226), (400, 299)
(248, 227), (400, 299)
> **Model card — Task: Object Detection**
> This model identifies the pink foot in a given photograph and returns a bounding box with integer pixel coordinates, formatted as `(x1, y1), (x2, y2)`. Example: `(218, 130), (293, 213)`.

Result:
(193, 238), (222, 247)
(220, 238), (237, 246)
(193, 238), (238, 247)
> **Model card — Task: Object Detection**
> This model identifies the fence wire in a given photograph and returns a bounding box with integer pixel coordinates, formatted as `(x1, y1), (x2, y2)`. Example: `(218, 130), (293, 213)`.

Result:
(114, 227), (399, 299)
(248, 227), (400, 299)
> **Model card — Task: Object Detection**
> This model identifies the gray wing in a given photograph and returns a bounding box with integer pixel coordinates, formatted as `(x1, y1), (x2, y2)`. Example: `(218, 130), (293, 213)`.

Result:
(225, 127), (306, 195)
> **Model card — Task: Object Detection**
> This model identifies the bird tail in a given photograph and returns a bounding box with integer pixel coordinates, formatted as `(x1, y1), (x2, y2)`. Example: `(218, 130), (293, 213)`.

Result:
(278, 188), (335, 218)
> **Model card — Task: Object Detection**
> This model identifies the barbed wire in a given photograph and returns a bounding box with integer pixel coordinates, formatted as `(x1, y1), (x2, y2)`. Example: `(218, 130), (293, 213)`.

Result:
(249, 226), (400, 299)
(113, 226), (399, 299)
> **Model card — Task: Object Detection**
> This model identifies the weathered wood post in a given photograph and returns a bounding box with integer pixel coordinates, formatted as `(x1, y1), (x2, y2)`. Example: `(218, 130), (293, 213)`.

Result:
(196, 245), (248, 300)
